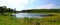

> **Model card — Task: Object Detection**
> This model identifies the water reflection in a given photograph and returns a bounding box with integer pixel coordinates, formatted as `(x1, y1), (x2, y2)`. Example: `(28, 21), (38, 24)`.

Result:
(13, 13), (48, 18)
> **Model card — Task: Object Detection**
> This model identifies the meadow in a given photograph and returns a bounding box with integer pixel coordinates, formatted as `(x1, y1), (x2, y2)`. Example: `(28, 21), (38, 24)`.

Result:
(0, 6), (60, 25)
(16, 13), (60, 25)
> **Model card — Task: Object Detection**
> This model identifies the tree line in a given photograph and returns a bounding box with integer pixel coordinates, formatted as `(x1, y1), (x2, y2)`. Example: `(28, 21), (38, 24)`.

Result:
(21, 9), (60, 13)
(0, 6), (16, 13)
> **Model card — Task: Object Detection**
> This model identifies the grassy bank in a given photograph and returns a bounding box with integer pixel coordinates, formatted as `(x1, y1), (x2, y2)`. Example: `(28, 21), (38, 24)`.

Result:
(39, 13), (60, 25)
(0, 13), (20, 25)
(17, 13), (60, 25)
(0, 13), (60, 25)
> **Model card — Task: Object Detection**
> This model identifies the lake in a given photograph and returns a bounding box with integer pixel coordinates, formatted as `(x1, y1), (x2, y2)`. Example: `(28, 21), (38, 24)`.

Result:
(13, 13), (48, 18)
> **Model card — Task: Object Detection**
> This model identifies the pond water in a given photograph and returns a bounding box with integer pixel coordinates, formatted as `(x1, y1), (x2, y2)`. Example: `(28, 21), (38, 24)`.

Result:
(13, 13), (48, 18)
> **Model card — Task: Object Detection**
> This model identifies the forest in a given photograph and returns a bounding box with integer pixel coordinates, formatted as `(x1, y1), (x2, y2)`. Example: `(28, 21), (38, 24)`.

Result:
(21, 9), (60, 13)
(0, 6), (16, 13)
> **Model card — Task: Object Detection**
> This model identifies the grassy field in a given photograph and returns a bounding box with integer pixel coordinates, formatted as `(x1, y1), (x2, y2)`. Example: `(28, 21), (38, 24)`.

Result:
(0, 13), (20, 25)
(39, 13), (60, 25)
(17, 13), (60, 25)
(0, 13), (60, 25)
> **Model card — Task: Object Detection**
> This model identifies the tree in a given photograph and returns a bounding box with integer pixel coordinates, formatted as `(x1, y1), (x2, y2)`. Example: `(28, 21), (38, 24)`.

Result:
(0, 6), (16, 14)
(0, 7), (5, 14)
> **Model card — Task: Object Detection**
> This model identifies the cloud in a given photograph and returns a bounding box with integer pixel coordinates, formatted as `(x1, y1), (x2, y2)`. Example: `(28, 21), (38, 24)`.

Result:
(0, 0), (29, 7)
(23, 4), (60, 10)
(0, 0), (35, 11)
(26, 4), (60, 10)
(34, 4), (60, 9)
(0, 2), (4, 6)
(0, 0), (29, 5)
(30, 0), (34, 2)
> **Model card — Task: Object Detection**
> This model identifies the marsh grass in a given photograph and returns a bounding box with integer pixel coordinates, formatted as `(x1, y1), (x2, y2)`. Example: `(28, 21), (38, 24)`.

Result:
(0, 13), (60, 25)
(16, 13), (60, 25)
(0, 13), (20, 25)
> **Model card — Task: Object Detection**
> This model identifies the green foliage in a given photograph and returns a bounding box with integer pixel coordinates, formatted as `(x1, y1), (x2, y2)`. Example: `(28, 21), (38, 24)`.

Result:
(21, 9), (60, 13)
(0, 13), (19, 25)
(0, 6), (16, 13)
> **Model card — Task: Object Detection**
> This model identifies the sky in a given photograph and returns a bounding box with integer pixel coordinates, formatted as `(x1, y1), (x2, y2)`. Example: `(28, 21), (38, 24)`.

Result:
(0, 0), (60, 11)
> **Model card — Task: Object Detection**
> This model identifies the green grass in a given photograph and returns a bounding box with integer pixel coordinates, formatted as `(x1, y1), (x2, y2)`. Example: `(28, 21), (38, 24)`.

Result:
(0, 13), (60, 25)
(17, 13), (60, 25)
(0, 13), (20, 25)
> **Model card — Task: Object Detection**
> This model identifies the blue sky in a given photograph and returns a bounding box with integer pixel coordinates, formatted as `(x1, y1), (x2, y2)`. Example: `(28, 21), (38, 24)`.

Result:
(0, 0), (60, 11)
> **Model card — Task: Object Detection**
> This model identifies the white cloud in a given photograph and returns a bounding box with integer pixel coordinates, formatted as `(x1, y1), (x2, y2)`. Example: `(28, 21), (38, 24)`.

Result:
(30, 0), (34, 2)
(0, 0), (29, 8)
(0, 2), (4, 6)
(34, 4), (60, 9)
(0, 0), (29, 5)
(22, 4), (60, 10)
(0, 0), (34, 11)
